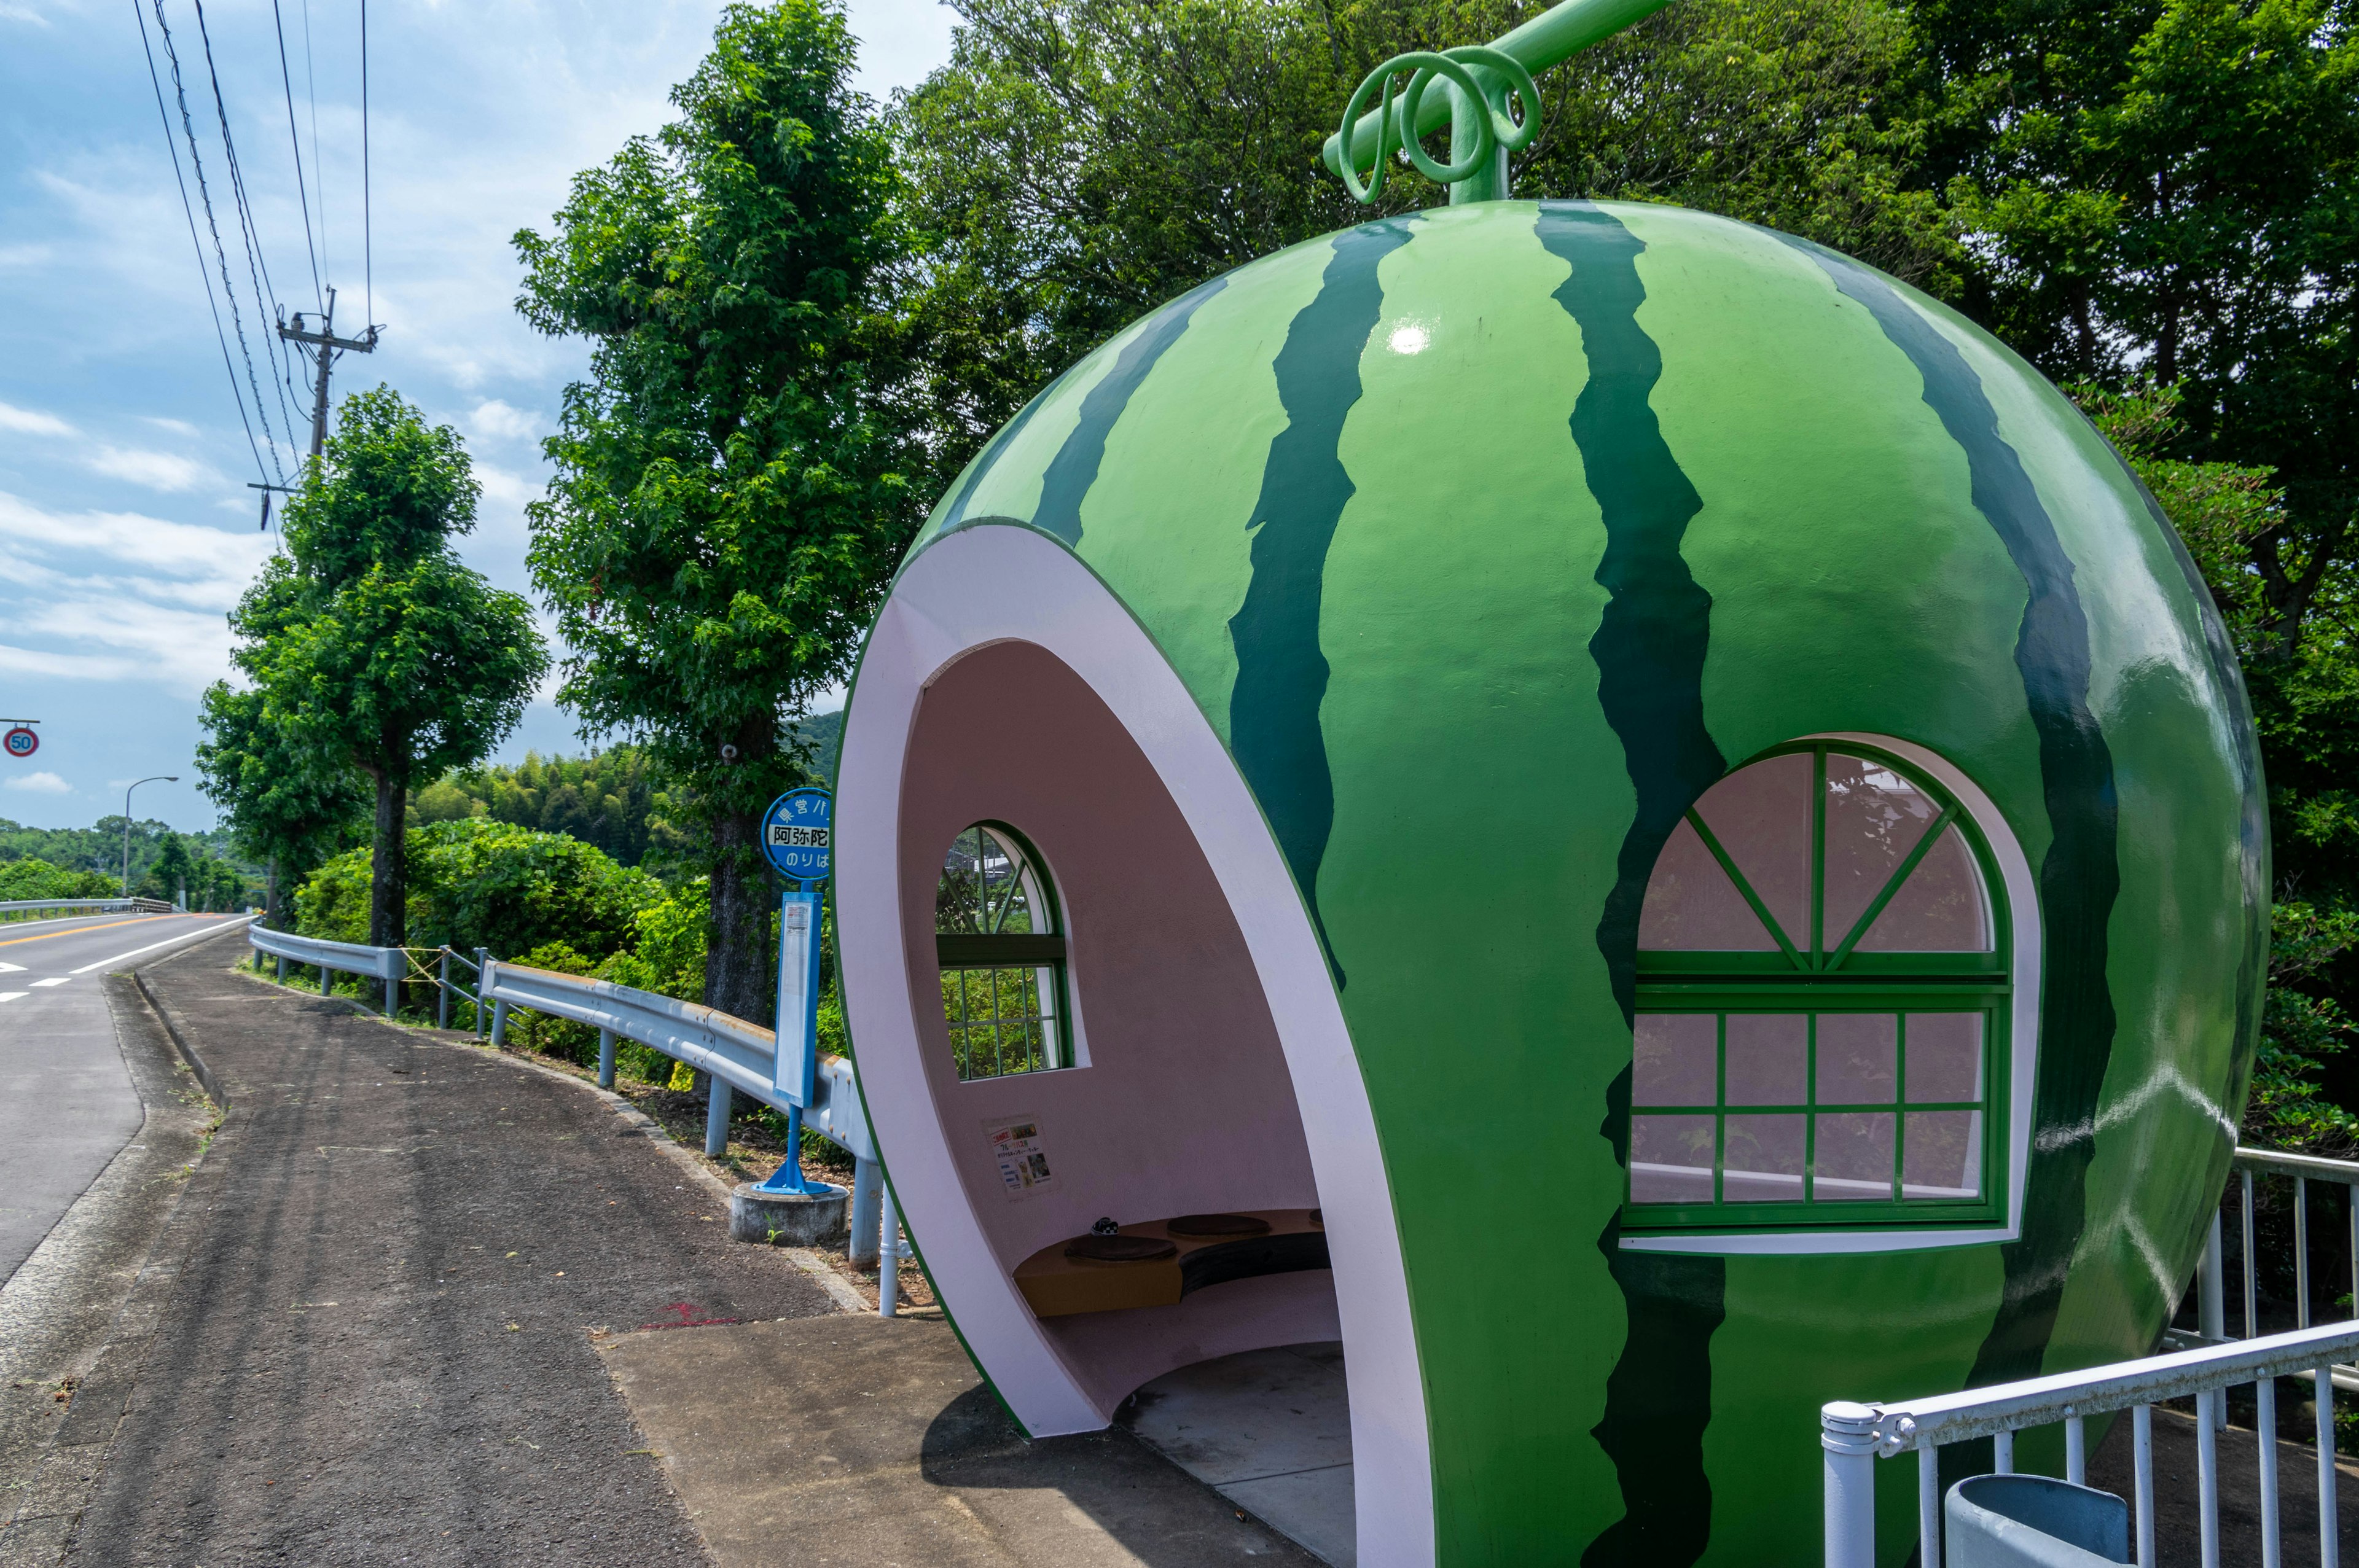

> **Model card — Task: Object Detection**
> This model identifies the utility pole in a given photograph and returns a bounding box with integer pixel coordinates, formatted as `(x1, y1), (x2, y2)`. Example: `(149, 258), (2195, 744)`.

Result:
(277, 286), (380, 461)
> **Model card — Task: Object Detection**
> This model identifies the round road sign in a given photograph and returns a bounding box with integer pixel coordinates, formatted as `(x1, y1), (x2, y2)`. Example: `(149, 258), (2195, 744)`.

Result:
(3, 727), (36, 759)
(761, 788), (832, 881)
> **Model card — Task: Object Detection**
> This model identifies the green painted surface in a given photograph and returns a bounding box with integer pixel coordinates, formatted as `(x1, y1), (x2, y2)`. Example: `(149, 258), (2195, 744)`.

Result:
(881, 199), (2266, 1566)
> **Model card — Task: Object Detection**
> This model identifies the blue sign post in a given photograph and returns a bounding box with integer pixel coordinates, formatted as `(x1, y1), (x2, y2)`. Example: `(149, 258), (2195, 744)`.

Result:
(755, 788), (838, 1197)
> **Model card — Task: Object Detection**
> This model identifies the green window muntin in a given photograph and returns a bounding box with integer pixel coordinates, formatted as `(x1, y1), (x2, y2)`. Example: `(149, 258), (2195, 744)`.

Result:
(1627, 743), (2009, 1232)
(936, 823), (1076, 1082)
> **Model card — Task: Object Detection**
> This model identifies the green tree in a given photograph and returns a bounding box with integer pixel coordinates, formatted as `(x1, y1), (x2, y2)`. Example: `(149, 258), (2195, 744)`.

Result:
(238, 387), (548, 946)
(514, 0), (914, 1023)
(893, 0), (1952, 469)
(198, 679), (370, 924)
(1914, 0), (2359, 703)
(136, 833), (197, 907)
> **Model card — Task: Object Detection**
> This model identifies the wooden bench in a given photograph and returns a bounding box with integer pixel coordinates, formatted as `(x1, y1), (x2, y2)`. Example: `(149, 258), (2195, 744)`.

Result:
(1012, 1209), (1328, 1318)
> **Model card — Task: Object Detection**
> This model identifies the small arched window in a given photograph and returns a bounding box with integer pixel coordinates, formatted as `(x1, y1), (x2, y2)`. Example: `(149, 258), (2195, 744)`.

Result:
(936, 824), (1072, 1081)
(1627, 743), (2006, 1230)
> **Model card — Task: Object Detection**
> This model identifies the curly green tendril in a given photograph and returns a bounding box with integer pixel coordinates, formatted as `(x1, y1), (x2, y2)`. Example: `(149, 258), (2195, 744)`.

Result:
(1335, 45), (1541, 204)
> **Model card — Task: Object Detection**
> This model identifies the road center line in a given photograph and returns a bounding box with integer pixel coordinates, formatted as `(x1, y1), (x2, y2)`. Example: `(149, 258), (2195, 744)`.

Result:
(0, 915), (176, 950)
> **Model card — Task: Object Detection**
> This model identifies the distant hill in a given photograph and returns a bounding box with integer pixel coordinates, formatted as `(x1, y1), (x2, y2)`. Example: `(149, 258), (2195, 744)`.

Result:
(799, 708), (843, 784)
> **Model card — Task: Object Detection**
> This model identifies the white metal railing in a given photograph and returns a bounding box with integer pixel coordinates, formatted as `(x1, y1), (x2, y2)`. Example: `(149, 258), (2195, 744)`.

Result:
(1825, 1141), (2359, 1568)
(1825, 1319), (2355, 1568)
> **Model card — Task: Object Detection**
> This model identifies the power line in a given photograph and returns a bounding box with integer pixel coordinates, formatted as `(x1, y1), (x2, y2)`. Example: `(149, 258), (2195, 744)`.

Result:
(302, 0), (326, 295)
(189, 0), (303, 472)
(361, 0), (371, 328)
(268, 0), (323, 311)
(132, 0), (270, 486)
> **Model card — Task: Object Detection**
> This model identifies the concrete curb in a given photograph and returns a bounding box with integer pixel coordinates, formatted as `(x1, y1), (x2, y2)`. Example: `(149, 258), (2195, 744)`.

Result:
(128, 969), (226, 1112)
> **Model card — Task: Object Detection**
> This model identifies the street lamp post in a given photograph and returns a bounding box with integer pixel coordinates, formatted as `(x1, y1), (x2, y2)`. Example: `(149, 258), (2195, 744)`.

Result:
(122, 775), (178, 898)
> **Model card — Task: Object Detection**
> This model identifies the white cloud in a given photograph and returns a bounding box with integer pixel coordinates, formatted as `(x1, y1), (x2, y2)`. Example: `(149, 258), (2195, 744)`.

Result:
(85, 445), (219, 493)
(0, 400), (74, 437)
(142, 416), (199, 437)
(466, 399), (541, 443)
(0, 492), (271, 695)
(1, 770), (71, 794)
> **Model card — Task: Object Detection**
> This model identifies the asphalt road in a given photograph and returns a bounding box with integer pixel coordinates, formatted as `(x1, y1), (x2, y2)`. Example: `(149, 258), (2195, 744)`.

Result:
(0, 911), (245, 1284)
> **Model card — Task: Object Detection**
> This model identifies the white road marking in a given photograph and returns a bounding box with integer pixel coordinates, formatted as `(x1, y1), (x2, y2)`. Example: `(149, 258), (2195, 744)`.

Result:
(0, 992), (25, 1003)
(0, 961), (22, 972)
(29, 977), (69, 988)
(69, 916), (254, 975)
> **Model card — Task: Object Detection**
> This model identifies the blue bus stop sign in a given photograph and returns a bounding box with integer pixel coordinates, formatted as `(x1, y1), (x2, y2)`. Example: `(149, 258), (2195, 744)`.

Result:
(761, 788), (832, 883)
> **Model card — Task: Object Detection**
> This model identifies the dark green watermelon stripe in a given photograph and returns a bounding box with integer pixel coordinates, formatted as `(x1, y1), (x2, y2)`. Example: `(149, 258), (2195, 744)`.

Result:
(1537, 200), (1727, 1568)
(936, 381), (1058, 538)
(2094, 432), (2270, 1145)
(1785, 238), (2124, 1396)
(1226, 220), (1412, 988)
(1033, 275), (1231, 545)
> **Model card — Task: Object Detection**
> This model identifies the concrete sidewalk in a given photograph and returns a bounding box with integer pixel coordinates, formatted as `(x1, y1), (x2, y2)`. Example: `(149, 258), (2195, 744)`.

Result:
(15, 944), (837, 1566)
(599, 1312), (1321, 1567)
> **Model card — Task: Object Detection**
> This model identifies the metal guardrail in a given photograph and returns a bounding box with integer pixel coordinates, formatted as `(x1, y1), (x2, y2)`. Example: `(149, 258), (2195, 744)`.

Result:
(0, 896), (176, 918)
(247, 925), (406, 1013)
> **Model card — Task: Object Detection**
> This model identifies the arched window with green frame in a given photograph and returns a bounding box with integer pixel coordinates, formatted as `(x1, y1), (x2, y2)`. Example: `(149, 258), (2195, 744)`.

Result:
(937, 824), (1073, 1081)
(1625, 743), (2008, 1231)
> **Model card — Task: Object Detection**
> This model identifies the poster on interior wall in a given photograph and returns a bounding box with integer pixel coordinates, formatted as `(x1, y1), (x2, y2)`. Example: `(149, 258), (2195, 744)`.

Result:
(985, 1116), (1056, 1196)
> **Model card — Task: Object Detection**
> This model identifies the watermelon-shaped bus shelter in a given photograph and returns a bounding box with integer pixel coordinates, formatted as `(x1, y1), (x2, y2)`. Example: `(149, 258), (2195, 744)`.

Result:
(832, 196), (2266, 1565)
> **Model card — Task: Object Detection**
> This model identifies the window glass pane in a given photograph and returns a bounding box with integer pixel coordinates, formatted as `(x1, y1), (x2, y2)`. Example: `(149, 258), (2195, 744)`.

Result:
(1634, 1014), (1716, 1106)
(1815, 1013), (1898, 1104)
(939, 828), (985, 932)
(1724, 1013), (1806, 1106)
(1723, 1114), (1805, 1203)
(1638, 818), (1778, 951)
(1630, 1116), (1716, 1204)
(939, 826), (1055, 935)
(1823, 754), (1942, 951)
(1814, 1112), (1896, 1201)
(1691, 752), (1812, 948)
(1905, 1014), (1984, 1102)
(1858, 826), (1992, 952)
(1903, 1110), (1982, 1199)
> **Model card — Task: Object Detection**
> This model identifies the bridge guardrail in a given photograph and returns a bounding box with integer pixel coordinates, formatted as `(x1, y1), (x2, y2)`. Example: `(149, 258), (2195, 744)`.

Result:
(0, 896), (177, 919)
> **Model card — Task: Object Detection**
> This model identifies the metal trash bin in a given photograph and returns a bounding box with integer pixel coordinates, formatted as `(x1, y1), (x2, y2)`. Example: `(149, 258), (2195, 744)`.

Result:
(1946, 1474), (2130, 1567)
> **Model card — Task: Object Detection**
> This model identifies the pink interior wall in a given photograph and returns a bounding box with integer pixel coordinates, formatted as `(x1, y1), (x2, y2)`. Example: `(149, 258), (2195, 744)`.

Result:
(899, 639), (1334, 1411)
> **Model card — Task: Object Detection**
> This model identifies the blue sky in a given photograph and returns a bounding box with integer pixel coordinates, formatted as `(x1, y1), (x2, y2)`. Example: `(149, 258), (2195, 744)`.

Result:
(0, 0), (955, 832)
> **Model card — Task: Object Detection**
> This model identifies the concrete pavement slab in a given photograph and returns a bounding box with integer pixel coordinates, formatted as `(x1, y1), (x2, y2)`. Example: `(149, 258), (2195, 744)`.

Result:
(598, 1311), (1324, 1567)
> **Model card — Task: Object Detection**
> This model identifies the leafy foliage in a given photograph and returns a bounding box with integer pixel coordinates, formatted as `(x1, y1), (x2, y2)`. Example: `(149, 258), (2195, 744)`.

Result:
(231, 386), (547, 945)
(893, 0), (1954, 471)
(1919, 0), (2359, 725)
(295, 818), (662, 961)
(0, 817), (255, 889)
(413, 747), (673, 868)
(0, 857), (120, 903)
(197, 677), (371, 921)
(515, 0), (915, 1021)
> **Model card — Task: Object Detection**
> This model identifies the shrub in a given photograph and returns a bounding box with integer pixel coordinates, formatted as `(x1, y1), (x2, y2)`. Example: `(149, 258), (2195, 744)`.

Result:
(294, 819), (662, 961)
(0, 857), (122, 902)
